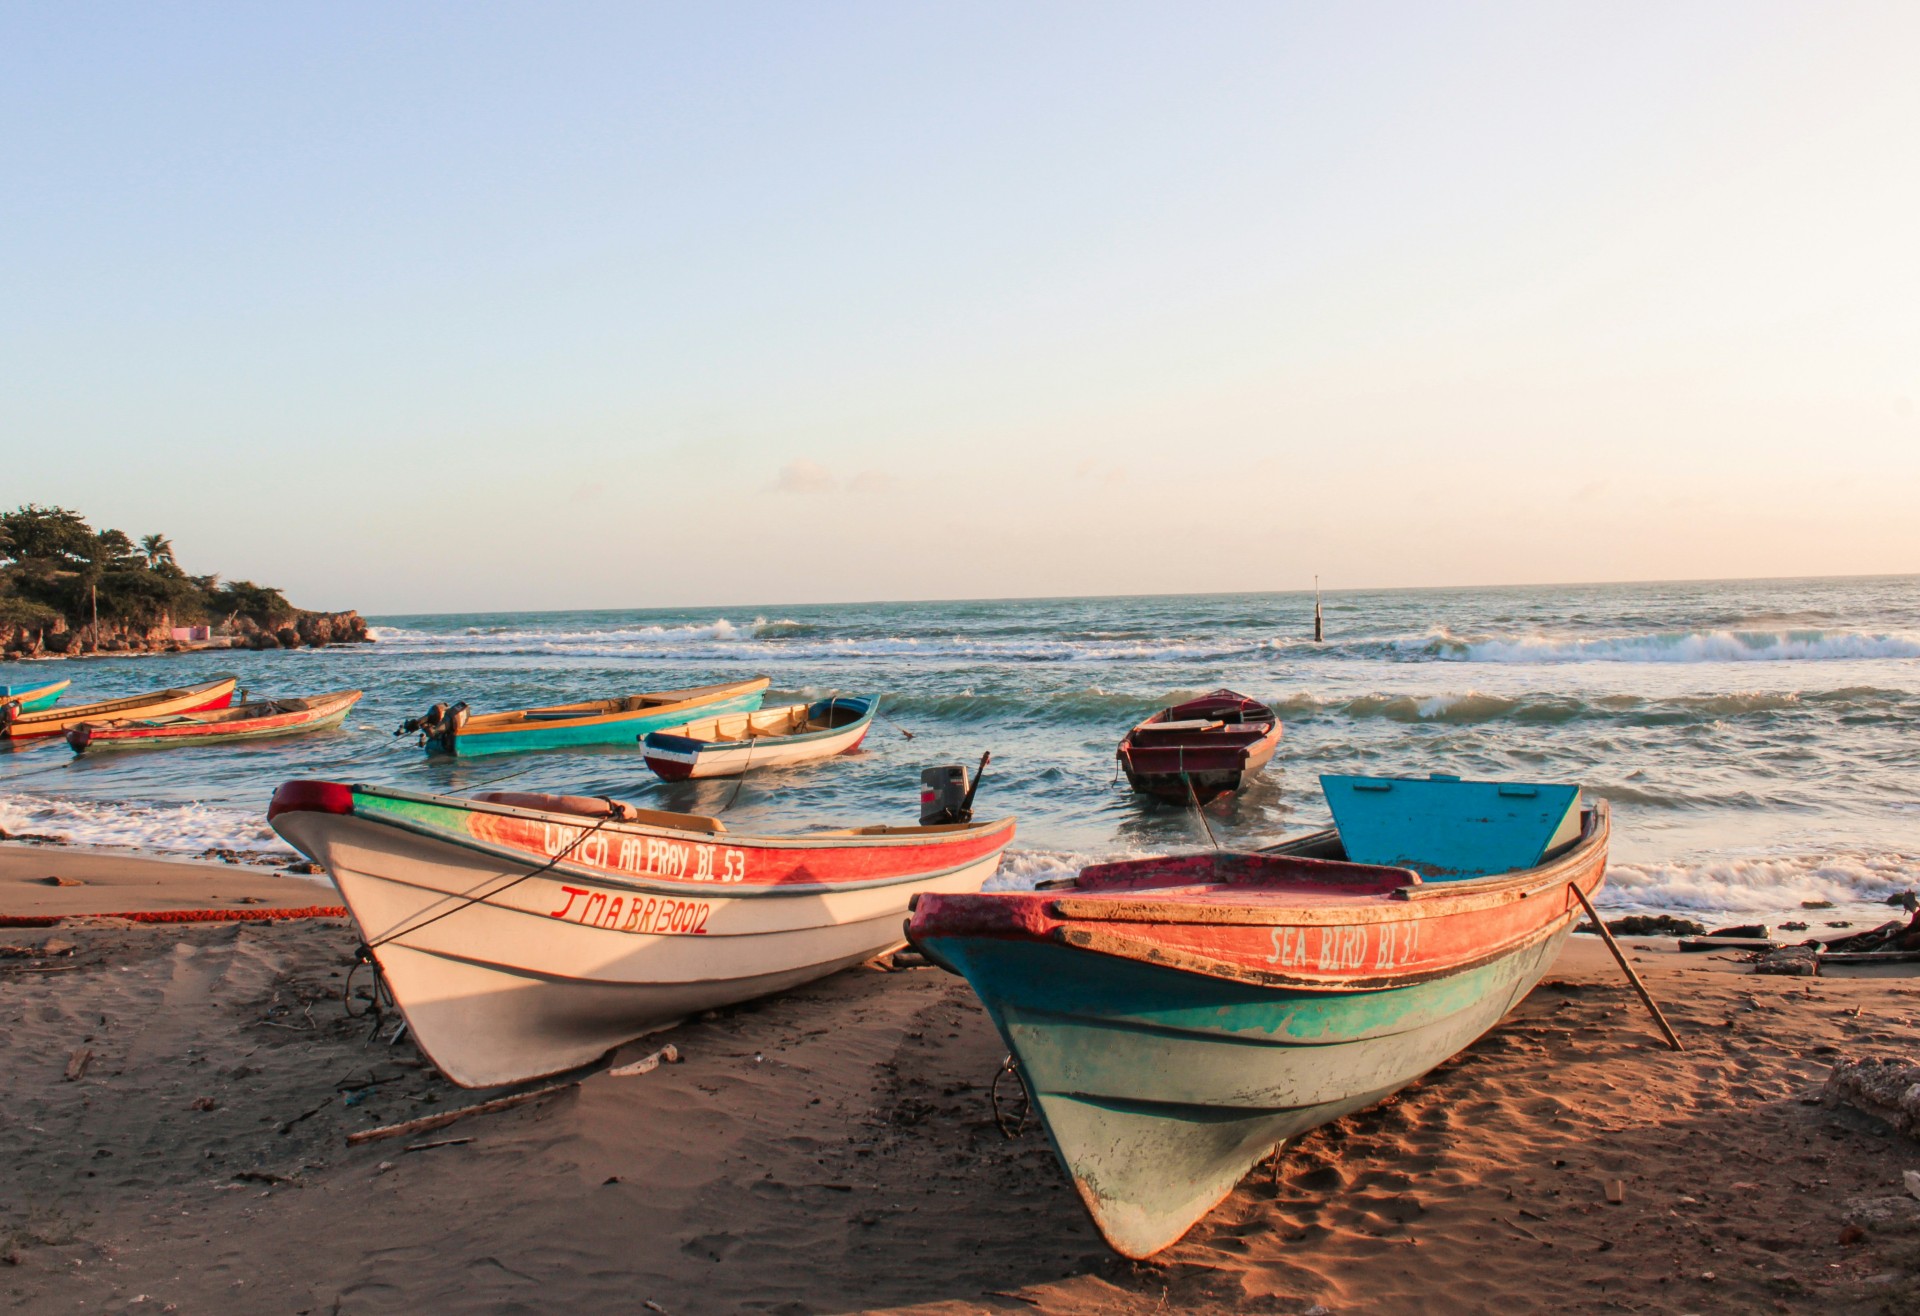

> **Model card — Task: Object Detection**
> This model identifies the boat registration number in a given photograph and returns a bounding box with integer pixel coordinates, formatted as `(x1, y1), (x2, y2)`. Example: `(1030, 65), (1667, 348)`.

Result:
(537, 822), (749, 883)
(1267, 920), (1420, 973)
(547, 885), (712, 936)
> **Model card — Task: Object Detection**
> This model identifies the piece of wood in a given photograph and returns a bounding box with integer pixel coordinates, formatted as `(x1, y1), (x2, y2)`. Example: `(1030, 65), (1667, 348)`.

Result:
(1822, 949), (1920, 965)
(64, 1047), (92, 1081)
(609, 1044), (680, 1078)
(402, 1136), (474, 1153)
(345, 1079), (578, 1146)
(1568, 883), (1683, 1051)
(1605, 1179), (1625, 1204)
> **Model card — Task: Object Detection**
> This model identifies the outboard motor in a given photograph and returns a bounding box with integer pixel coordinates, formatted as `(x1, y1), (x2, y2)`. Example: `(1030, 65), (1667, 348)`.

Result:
(437, 701), (470, 754)
(920, 752), (990, 825)
(0, 699), (19, 730)
(397, 702), (450, 738)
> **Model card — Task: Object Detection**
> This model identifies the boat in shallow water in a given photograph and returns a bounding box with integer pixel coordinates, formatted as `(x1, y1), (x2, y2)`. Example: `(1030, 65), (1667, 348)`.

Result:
(268, 780), (1016, 1087)
(0, 678), (71, 713)
(67, 689), (363, 752)
(1116, 689), (1280, 804)
(641, 695), (878, 780)
(1, 675), (237, 743)
(402, 677), (771, 756)
(908, 773), (1606, 1258)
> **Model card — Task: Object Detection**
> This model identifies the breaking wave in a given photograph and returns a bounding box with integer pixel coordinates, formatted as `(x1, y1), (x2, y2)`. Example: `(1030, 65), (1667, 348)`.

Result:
(1417, 627), (1920, 664)
(1597, 851), (1919, 914)
(0, 790), (296, 859)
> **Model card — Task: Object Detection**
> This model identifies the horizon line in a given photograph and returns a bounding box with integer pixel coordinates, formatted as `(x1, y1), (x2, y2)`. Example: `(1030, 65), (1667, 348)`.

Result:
(362, 569), (1920, 622)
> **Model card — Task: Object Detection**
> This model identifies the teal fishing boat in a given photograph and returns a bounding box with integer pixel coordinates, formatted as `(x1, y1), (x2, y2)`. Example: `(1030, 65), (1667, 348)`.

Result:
(908, 773), (1608, 1258)
(0, 678), (71, 713)
(399, 677), (771, 757)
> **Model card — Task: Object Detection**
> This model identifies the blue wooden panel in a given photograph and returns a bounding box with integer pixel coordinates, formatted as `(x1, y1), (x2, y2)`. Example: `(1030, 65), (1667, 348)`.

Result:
(1320, 773), (1581, 880)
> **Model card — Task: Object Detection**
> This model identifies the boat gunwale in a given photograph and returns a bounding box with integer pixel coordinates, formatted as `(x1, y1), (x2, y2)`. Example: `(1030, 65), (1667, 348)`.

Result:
(305, 783), (1017, 898)
(4, 675), (238, 734)
(913, 804), (1609, 990)
(459, 677), (772, 736)
(77, 689), (363, 735)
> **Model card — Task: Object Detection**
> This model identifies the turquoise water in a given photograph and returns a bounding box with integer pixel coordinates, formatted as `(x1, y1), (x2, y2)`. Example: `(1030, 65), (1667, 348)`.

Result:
(3, 575), (1917, 925)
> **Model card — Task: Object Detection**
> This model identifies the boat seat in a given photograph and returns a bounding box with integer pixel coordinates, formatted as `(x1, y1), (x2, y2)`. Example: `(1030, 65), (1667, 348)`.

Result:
(1147, 719), (1225, 733)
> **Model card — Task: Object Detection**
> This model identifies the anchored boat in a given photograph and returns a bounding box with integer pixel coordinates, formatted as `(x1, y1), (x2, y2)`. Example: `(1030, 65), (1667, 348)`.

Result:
(400, 677), (771, 757)
(908, 773), (1606, 1258)
(1116, 689), (1280, 804)
(641, 695), (878, 780)
(67, 689), (363, 753)
(269, 780), (1016, 1087)
(2, 675), (237, 743)
(0, 678), (71, 713)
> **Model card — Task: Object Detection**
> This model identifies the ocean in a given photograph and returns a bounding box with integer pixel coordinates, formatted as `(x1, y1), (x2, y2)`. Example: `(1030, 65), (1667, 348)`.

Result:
(4, 575), (1917, 928)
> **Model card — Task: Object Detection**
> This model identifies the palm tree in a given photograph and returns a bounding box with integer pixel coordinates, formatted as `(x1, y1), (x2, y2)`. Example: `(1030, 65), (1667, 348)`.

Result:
(139, 533), (176, 571)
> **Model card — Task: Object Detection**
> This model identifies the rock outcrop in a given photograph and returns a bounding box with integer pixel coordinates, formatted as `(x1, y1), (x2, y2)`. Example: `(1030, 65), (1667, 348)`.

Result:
(1, 609), (374, 658)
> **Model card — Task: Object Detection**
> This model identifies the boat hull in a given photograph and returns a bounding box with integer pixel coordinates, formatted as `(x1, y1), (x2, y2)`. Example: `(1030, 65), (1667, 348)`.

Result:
(0, 679), (70, 713)
(1118, 689), (1281, 804)
(68, 691), (362, 752)
(908, 799), (1609, 1258)
(643, 696), (877, 780)
(429, 682), (770, 757)
(917, 922), (1571, 1258)
(2, 676), (237, 742)
(269, 784), (1015, 1087)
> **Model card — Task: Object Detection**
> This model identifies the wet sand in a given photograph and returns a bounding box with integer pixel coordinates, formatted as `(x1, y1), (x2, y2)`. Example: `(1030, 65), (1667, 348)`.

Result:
(3, 843), (1917, 1314)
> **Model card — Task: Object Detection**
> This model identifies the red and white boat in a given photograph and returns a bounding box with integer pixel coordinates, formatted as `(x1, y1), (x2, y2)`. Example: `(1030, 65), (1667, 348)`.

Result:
(67, 689), (362, 753)
(1117, 689), (1281, 804)
(268, 781), (1016, 1087)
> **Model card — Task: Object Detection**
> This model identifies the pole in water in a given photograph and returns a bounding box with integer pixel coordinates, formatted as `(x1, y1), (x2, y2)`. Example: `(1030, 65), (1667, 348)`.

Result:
(1570, 882), (1684, 1051)
(1313, 575), (1324, 643)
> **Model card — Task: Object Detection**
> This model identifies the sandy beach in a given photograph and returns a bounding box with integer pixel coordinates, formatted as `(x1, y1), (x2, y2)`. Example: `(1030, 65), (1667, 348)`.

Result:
(0, 842), (1913, 1315)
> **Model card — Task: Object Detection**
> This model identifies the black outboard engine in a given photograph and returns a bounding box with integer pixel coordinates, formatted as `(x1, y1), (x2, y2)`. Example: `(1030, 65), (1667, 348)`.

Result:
(0, 699), (19, 730)
(398, 702), (450, 738)
(920, 752), (990, 825)
(438, 701), (470, 754)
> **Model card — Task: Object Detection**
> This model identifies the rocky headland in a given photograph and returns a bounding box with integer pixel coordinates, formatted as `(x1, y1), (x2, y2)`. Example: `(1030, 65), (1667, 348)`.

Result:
(0, 503), (372, 659)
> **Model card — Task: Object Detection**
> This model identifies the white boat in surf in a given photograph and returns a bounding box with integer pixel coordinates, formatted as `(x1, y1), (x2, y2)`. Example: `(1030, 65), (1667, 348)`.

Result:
(267, 780), (1014, 1088)
(641, 694), (879, 781)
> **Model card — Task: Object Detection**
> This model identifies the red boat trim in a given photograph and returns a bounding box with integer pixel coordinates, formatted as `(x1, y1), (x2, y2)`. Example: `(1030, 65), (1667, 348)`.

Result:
(269, 780), (357, 821)
(330, 795), (1016, 900)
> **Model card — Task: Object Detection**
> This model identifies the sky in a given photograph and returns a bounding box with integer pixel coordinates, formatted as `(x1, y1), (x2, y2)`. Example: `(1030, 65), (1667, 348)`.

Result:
(2, 2), (1916, 614)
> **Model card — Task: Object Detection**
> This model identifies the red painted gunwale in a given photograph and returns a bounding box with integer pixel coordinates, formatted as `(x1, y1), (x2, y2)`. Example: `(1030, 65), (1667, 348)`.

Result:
(271, 781), (1016, 895)
(910, 806), (1609, 991)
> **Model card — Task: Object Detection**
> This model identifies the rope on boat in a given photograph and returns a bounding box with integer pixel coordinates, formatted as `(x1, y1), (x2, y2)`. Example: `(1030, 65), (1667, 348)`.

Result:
(1182, 766), (1220, 850)
(363, 808), (620, 952)
(990, 1054), (1031, 1139)
(720, 738), (756, 814)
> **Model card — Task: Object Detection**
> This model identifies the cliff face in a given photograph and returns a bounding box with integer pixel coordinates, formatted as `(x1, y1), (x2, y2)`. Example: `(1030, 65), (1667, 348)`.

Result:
(1, 609), (374, 658)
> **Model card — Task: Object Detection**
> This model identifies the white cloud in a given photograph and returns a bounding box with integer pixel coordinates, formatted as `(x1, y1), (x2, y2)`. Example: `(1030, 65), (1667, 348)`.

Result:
(772, 459), (837, 494)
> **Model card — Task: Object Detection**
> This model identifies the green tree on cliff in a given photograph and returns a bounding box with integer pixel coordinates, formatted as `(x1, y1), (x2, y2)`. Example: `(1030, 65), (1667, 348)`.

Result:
(0, 505), (305, 637)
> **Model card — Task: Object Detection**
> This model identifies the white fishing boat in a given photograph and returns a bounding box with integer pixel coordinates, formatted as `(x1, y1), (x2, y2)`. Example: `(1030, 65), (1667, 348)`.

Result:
(267, 780), (1014, 1087)
(641, 694), (878, 781)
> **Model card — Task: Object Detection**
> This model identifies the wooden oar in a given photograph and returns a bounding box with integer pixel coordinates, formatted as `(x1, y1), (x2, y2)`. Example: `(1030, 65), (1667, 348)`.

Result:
(1569, 882), (1684, 1051)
